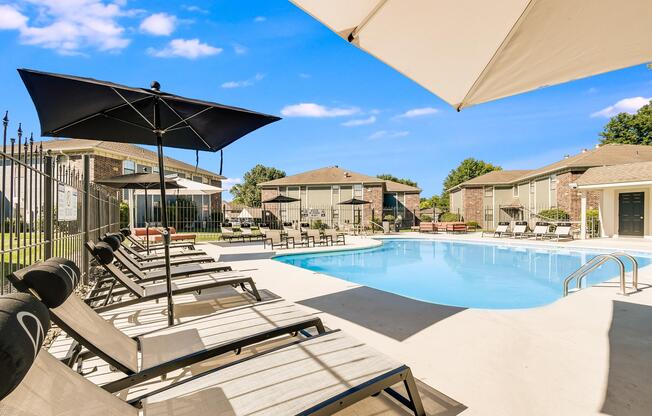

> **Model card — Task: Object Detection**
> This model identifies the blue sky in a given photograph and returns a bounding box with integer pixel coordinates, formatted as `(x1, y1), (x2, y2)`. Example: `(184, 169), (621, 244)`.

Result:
(1, 0), (651, 199)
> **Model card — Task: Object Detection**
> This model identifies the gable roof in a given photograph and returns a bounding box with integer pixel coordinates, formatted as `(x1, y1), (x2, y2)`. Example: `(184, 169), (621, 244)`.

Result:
(38, 139), (224, 180)
(450, 144), (652, 191)
(258, 166), (420, 192)
(577, 161), (652, 187)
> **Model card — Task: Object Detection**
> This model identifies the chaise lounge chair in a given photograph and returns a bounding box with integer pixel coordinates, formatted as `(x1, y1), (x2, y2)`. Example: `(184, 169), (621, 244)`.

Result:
(511, 221), (528, 238)
(548, 222), (574, 241)
(0, 293), (426, 416)
(263, 229), (290, 249)
(84, 241), (261, 309)
(9, 260), (325, 393)
(527, 222), (550, 240)
(323, 228), (346, 245)
(121, 227), (196, 251)
(484, 221), (511, 238)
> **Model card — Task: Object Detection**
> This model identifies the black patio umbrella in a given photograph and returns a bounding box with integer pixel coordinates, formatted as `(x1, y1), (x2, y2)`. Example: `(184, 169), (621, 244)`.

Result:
(94, 173), (183, 255)
(338, 198), (371, 232)
(262, 194), (300, 229)
(19, 68), (280, 326)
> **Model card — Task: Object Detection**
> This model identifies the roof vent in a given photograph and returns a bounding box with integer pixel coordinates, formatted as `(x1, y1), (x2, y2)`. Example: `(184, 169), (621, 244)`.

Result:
(581, 148), (588, 153)
(595, 144), (601, 149)
(564, 154), (570, 159)
(344, 171), (351, 177)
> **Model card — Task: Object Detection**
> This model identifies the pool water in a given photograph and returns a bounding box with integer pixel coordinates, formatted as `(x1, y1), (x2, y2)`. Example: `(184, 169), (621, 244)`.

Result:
(275, 239), (651, 309)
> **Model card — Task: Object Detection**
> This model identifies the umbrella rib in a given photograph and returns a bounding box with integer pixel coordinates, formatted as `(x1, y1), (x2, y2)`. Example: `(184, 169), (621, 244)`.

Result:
(348, 0), (389, 42)
(111, 87), (155, 129)
(102, 113), (156, 132)
(164, 106), (213, 131)
(159, 98), (212, 150)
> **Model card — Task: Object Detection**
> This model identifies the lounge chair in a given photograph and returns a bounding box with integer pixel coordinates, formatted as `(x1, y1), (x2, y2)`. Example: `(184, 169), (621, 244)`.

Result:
(240, 227), (263, 241)
(419, 222), (437, 233)
(258, 224), (270, 236)
(102, 235), (215, 270)
(0, 294), (425, 416)
(323, 228), (346, 245)
(9, 261), (325, 393)
(84, 241), (261, 309)
(305, 228), (327, 246)
(282, 222), (294, 231)
(446, 222), (467, 233)
(220, 225), (243, 242)
(118, 234), (208, 260)
(548, 222), (574, 241)
(286, 229), (311, 248)
(485, 221), (511, 237)
(528, 222), (550, 240)
(121, 227), (195, 251)
(511, 221), (528, 238)
(263, 229), (290, 249)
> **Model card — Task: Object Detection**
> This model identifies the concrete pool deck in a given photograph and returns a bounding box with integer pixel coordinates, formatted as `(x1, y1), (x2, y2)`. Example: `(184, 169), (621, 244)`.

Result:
(202, 233), (652, 415)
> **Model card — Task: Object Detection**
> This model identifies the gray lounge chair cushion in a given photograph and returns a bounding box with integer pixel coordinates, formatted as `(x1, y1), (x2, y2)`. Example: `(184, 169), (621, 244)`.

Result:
(0, 293), (50, 400)
(22, 263), (74, 309)
(93, 241), (115, 265)
(101, 234), (122, 251)
(106, 232), (125, 242)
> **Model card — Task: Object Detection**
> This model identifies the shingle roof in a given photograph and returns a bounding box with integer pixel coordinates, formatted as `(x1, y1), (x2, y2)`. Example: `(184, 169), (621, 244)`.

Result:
(259, 166), (420, 192)
(452, 144), (652, 190)
(577, 161), (652, 187)
(38, 138), (224, 179)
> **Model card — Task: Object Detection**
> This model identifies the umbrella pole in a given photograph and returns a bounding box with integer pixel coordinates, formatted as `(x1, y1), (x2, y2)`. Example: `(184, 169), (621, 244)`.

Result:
(144, 187), (150, 255)
(154, 105), (174, 327)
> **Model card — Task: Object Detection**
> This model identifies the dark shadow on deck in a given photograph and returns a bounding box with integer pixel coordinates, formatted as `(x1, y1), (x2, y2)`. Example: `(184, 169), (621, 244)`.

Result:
(298, 286), (465, 341)
(601, 300), (652, 415)
(217, 252), (276, 262)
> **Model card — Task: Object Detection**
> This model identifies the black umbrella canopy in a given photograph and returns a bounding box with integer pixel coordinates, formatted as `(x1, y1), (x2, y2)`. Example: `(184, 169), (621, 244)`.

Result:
(338, 198), (370, 205)
(94, 173), (183, 190)
(262, 194), (300, 204)
(18, 68), (281, 151)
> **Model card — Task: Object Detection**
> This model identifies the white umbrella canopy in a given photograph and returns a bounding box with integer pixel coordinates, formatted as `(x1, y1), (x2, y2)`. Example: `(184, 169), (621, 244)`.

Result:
(290, 0), (652, 110)
(238, 208), (253, 219)
(136, 177), (223, 196)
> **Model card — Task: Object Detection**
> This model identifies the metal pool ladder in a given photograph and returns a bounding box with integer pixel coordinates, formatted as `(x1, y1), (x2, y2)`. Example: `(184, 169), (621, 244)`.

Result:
(563, 252), (639, 296)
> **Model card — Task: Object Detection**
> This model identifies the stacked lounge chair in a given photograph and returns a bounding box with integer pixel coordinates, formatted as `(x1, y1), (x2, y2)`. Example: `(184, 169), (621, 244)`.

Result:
(511, 221), (529, 238)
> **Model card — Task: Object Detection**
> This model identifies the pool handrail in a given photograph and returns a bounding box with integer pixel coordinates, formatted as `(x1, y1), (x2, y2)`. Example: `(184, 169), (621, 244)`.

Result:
(563, 252), (638, 296)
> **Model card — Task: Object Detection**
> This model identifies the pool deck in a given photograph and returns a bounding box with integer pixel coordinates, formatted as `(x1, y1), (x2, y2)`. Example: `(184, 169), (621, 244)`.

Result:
(202, 233), (652, 415)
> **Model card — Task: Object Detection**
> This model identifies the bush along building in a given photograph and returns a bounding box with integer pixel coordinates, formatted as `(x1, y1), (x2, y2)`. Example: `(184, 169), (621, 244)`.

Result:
(448, 144), (652, 237)
(258, 166), (421, 230)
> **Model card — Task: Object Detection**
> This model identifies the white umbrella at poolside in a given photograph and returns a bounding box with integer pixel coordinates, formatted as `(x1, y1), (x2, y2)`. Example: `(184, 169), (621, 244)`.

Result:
(238, 208), (253, 220)
(135, 177), (223, 196)
(289, 0), (652, 110)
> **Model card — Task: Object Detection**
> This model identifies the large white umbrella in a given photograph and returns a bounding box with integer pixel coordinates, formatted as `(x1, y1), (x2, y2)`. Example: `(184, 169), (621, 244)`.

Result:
(136, 177), (223, 196)
(290, 0), (652, 110)
(238, 208), (253, 219)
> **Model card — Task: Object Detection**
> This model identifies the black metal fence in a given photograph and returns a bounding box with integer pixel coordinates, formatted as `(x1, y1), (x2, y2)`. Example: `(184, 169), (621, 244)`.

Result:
(1, 113), (120, 294)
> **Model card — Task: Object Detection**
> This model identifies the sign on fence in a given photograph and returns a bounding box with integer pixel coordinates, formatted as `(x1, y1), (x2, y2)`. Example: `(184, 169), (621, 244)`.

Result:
(57, 184), (78, 221)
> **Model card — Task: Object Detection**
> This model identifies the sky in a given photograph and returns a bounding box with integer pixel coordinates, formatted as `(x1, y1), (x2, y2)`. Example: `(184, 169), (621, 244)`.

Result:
(0, 0), (651, 200)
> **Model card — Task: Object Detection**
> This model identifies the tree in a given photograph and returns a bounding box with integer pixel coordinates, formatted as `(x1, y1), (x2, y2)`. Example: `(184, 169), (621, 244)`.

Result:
(231, 165), (286, 207)
(376, 174), (418, 188)
(599, 100), (652, 145)
(442, 158), (501, 193)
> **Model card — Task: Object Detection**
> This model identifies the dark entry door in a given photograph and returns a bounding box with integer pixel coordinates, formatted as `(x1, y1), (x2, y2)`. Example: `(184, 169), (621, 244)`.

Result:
(619, 192), (645, 236)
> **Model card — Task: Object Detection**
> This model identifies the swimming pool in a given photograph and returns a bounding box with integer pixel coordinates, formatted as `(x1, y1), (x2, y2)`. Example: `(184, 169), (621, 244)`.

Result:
(275, 239), (651, 309)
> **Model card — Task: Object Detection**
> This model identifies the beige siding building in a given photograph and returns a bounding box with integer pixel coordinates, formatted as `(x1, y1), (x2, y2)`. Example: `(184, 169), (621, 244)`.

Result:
(259, 166), (421, 229)
(448, 144), (652, 231)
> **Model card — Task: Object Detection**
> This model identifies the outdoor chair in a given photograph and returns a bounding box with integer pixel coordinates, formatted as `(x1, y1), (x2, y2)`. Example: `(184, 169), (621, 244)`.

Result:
(511, 221), (529, 238)
(121, 227), (195, 251)
(323, 228), (346, 245)
(102, 235), (215, 270)
(485, 222), (511, 238)
(84, 241), (261, 309)
(0, 293), (426, 416)
(527, 222), (550, 240)
(118, 234), (208, 260)
(306, 229), (327, 246)
(286, 229), (311, 248)
(548, 222), (574, 241)
(240, 227), (264, 241)
(263, 229), (290, 250)
(220, 226), (243, 243)
(282, 222), (295, 231)
(8, 261), (325, 393)
(259, 225), (270, 236)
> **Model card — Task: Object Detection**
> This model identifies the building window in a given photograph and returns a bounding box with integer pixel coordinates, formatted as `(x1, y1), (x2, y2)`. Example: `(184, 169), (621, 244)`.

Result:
(123, 160), (135, 175)
(550, 174), (557, 190)
(513, 185), (519, 197)
(484, 187), (493, 197)
(530, 181), (535, 194)
(353, 184), (363, 198)
(192, 175), (202, 183)
(485, 209), (493, 223)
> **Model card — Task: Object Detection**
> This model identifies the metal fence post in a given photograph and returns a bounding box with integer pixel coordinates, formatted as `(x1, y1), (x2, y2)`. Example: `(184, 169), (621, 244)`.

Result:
(43, 154), (53, 259)
(82, 155), (90, 284)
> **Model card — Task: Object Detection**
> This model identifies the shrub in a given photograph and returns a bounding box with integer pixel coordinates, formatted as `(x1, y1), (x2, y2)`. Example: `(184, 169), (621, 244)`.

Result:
(466, 221), (480, 230)
(383, 215), (395, 222)
(119, 202), (130, 228)
(537, 208), (569, 221)
(420, 214), (433, 222)
(440, 212), (461, 222)
(311, 219), (326, 230)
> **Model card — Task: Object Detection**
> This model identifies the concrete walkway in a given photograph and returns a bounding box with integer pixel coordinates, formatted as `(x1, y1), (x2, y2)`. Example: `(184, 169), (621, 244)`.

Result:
(203, 234), (652, 415)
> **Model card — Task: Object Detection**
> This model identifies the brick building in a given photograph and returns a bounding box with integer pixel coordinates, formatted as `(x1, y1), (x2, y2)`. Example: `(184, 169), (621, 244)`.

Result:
(448, 144), (652, 229)
(38, 139), (225, 226)
(258, 166), (421, 229)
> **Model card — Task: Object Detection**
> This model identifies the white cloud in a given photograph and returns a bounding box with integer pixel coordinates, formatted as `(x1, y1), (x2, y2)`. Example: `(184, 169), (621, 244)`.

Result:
(221, 73), (265, 89)
(341, 116), (376, 127)
(281, 103), (360, 118)
(0, 5), (28, 29)
(147, 38), (222, 59)
(140, 13), (176, 36)
(182, 5), (208, 14)
(254, 16), (266, 22)
(222, 177), (241, 191)
(0, 0), (133, 54)
(369, 130), (409, 140)
(396, 107), (439, 118)
(591, 96), (651, 118)
(233, 43), (247, 55)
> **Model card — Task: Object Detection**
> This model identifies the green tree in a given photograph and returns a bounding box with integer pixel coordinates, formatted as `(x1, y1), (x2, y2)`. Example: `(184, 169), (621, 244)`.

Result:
(442, 158), (501, 193)
(599, 100), (652, 145)
(376, 174), (418, 188)
(231, 164), (286, 207)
